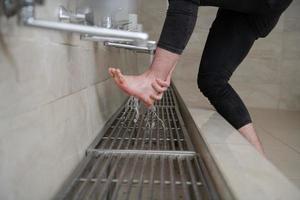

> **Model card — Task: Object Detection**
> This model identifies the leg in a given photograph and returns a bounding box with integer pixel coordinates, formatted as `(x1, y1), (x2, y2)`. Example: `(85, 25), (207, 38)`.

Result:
(239, 124), (265, 156)
(197, 9), (265, 154)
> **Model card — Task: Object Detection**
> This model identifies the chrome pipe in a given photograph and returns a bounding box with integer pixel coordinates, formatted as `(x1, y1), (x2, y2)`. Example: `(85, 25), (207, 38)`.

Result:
(24, 18), (148, 41)
(104, 41), (156, 54)
(81, 35), (135, 43)
(87, 149), (197, 157)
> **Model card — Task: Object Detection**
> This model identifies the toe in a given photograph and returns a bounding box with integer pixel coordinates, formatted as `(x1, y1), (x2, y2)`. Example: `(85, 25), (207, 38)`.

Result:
(114, 69), (124, 84)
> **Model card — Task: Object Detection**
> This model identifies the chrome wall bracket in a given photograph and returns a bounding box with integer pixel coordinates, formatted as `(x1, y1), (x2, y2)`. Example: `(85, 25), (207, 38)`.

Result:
(104, 40), (156, 54)
(80, 34), (156, 54)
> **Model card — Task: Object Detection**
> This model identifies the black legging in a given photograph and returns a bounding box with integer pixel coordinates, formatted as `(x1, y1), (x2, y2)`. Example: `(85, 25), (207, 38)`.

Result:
(157, 0), (292, 129)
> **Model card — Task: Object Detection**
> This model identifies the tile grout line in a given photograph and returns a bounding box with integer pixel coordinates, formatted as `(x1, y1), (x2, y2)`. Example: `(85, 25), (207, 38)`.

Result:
(256, 124), (300, 155)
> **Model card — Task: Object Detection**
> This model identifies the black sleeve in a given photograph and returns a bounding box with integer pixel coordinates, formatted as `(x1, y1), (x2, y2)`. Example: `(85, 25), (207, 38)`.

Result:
(157, 0), (199, 55)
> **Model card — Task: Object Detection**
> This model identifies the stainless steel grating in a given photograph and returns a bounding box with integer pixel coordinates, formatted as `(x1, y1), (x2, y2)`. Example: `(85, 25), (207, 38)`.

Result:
(62, 154), (211, 200)
(59, 87), (217, 200)
(95, 106), (190, 151)
(153, 89), (176, 107)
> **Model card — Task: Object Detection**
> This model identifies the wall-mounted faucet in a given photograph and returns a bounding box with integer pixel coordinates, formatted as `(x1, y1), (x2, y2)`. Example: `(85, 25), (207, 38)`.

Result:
(18, 0), (148, 43)
(78, 8), (156, 55)
(3, 0), (156, 53)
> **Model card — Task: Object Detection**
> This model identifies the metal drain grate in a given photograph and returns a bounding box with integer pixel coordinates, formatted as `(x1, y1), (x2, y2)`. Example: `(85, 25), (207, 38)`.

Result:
(153, 89), (176, 107)
(95, 106), (191, 151)
(63, 154), (210, 200)
(59, 87), (216, 200)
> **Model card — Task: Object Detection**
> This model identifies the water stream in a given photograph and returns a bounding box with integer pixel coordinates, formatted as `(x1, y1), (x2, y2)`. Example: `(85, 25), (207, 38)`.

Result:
(121, 96), (166, 131)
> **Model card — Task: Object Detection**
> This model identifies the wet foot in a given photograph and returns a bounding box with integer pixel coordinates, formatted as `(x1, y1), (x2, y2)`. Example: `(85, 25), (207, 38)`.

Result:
(108, 67), (164, 107)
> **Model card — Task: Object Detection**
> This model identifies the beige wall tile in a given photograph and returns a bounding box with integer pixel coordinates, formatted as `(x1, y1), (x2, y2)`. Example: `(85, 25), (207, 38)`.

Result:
(252, 126), (284, 147)
(264, 145), (300, 178)
(172, 79), (213, 109)
(0, 89), (89, 200)
(284, 0), (300, 32)
(249, 31), (283, 59)
(290, 178), (300, 189)
(282, 31), (300, 60)
(0, 1), (138, 199)
(232, 57), (281, 84)
(250, 108), (300, 152)
(249, 108), (300, 132)
(0, 37), (51, 118)
(232, 83), (281, 109)
(279, 59), (300, 110)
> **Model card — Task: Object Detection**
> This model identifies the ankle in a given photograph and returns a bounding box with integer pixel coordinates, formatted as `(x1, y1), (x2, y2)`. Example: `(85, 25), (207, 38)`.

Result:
(144, 69), (160, 79)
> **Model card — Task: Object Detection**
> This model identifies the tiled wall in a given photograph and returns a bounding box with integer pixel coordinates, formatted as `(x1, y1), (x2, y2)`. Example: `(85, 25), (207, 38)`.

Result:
(0, 1), (139, 200)
(139, 0), (300, 111)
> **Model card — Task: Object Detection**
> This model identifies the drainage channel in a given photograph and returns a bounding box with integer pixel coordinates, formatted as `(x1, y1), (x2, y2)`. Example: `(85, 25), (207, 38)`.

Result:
(58, 87), (218, 200)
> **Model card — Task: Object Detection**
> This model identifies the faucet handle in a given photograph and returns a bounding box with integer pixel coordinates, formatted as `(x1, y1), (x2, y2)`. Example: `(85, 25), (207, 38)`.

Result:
(58, 6), (93, 25)
(58, 6), (71, 21)
(114, 20), (130, 30)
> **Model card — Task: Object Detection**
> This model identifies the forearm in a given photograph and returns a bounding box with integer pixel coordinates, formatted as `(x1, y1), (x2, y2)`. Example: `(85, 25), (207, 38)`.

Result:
(150, 0), (198, 80)
(157, 0), (198, 55)
(149, 47), (179, 80)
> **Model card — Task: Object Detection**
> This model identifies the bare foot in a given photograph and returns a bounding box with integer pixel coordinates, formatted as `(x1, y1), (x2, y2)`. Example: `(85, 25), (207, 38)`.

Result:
(108, 67), (163, 107)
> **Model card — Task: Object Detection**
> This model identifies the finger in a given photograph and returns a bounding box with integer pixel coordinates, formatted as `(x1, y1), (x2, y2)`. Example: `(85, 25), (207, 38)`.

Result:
(115, 69), (125, 83)
(151, 82), (167, 93)
(143, 98), (154, 108)
(156, 78), (170, 87)
(166, 72), (172, 83)
(150, 93), (163, 101)
(108, 68), (115, 77)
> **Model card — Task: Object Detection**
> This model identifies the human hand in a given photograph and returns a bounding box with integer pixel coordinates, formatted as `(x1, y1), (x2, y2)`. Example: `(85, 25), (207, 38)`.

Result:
(150, 67), (172, 101)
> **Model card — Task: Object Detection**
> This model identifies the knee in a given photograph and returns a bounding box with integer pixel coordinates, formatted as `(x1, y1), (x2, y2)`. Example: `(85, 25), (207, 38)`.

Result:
(197, 73), (228, 99)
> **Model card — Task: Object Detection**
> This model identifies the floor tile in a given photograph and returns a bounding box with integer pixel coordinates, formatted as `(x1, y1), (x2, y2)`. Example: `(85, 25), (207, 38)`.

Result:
(250, 108), (300, 153)
(289, 178), (300, 189)
(255, 126), (285, 147)
(264, 145), (300, 178)
(189, 108), (250, 145)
